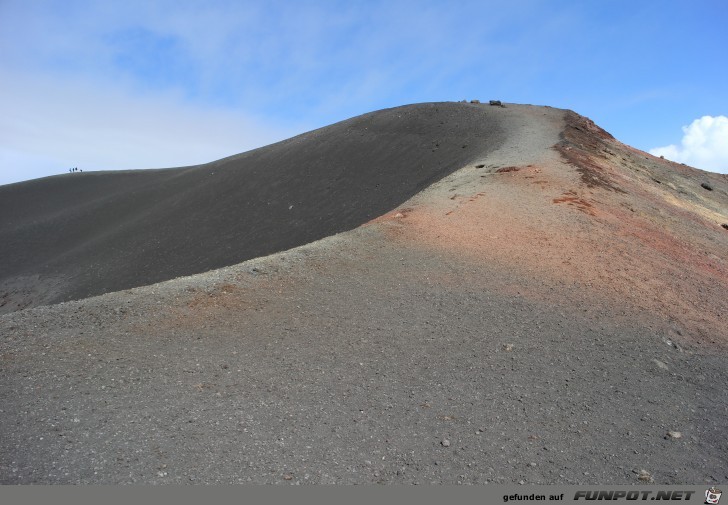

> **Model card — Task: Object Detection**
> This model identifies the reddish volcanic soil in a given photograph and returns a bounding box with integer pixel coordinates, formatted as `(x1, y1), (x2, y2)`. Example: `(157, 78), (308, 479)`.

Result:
(382, 111), (727, 348)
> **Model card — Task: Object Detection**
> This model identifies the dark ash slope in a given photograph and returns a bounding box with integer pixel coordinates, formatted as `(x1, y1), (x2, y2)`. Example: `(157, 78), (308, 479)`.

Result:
(0, 102), (506, 311)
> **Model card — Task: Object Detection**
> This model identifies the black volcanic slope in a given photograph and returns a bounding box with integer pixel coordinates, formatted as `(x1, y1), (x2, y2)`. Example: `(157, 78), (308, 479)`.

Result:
(0, 102), (506, 311)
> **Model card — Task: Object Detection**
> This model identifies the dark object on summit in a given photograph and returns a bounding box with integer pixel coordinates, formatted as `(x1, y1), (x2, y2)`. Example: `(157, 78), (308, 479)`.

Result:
(701, 182), (713, 191)
(489, 100), (505, 107)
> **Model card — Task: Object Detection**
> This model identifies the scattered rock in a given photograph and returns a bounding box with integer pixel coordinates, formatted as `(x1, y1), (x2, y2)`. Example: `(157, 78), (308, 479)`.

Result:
(701, 182), (713, 191)
(394, 212), (405, 218)
(502, 343), (514, 352)
(528, 462), (537, 467)
(441, 439), (451, 447)
(637, 469), (653, 482)
(283, 473), (293, 481)
(489, 100), (505, 107)
(663, 338), (682, 351)
(665, 431), (682, 440)
(652, 359), (669, 371)
(470, 99), (480, 104)
(496, 166), (520, 173)
(475, 164), (485, 168)
(721, 223), (728, 230)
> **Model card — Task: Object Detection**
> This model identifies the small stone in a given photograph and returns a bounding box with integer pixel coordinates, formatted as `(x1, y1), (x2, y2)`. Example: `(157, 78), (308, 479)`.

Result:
(701, 182), (713, 191)
(665, 431), (682, 440)
(502, 343), (514, 352)
(637, 469), (653, 482)
(652, 359), (669, 370)
(394, 212), (405, 218)
(283, 474), (293, 481)
(441, 439), (451, 447)
(721, 223), (728, 230)
(528, 462), (537, 467)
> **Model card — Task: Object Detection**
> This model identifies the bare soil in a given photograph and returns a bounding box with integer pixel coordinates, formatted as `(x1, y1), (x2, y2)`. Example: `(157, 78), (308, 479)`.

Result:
(1, 103), (726, 484)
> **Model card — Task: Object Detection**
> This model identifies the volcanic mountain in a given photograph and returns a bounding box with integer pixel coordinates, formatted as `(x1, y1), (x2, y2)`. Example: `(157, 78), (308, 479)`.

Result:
(1, 102), (727, 485)
(0, 103), (507, 313)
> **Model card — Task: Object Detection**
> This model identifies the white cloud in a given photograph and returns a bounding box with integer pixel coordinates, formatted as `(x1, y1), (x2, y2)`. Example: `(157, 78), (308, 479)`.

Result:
(0, 70), (298, 186)
(650, 116), (728, 174)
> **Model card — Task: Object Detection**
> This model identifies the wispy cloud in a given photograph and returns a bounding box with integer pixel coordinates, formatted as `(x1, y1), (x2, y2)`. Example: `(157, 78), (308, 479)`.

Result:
(0, 0), (546, 185)
(0, 70), (295, 184)
(1, 0), (726, 184)
(649, 116), (728, 174)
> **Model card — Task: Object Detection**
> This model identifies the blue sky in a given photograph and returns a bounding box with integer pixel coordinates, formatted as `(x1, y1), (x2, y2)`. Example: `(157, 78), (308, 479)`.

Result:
(1, 0), (727, 185)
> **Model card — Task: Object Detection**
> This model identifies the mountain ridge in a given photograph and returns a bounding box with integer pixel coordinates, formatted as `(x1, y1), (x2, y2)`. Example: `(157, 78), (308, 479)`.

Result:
(1, 101), (727, 484)
(0, 101), (510, 312)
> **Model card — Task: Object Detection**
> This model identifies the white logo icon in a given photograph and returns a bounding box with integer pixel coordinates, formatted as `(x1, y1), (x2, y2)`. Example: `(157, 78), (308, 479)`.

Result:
(706, 487), (722, 505)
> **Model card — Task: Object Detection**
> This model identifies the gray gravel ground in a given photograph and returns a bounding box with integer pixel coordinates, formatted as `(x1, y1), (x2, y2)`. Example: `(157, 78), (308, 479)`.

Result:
(1, 225), (726, 484)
